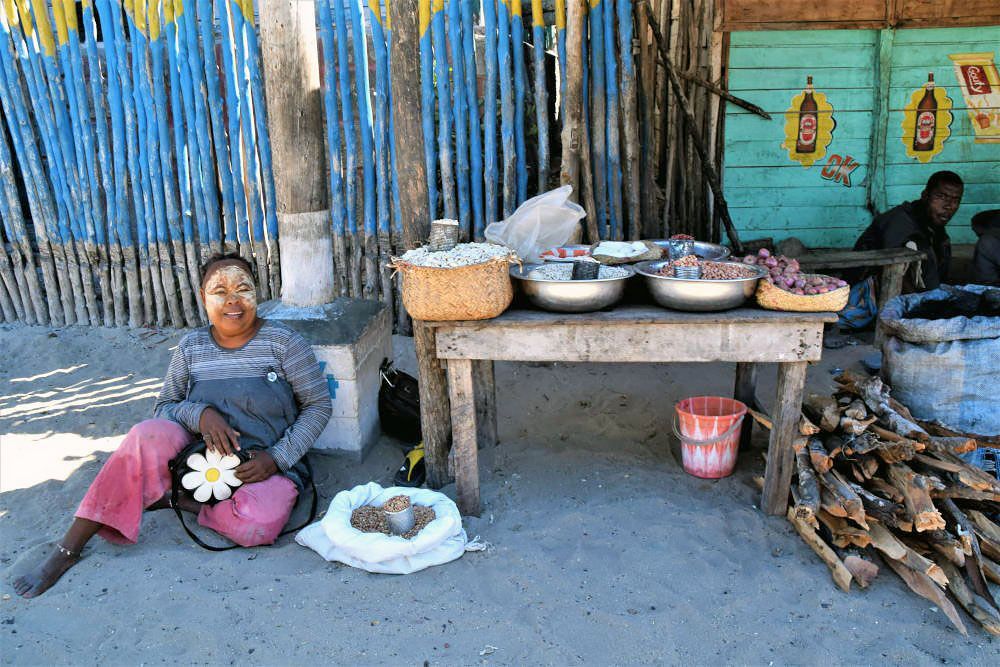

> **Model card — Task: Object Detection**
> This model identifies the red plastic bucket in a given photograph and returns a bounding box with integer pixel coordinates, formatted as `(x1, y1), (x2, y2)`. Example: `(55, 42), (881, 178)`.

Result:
(674, 396), (748, 479)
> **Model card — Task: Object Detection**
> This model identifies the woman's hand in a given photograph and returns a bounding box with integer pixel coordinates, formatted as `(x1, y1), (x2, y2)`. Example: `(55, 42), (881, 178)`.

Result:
(235, 450), (278, 484)
(198, 407), (241, 456)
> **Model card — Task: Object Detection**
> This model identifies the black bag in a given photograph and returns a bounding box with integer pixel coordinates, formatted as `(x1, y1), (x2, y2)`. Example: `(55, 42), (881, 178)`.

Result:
(167, 441), (318, 551)
(378, 358), (422, 444)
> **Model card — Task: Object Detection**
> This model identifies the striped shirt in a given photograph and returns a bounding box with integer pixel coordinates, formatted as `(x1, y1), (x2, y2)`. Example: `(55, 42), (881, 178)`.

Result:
(154, 321), (332, 472)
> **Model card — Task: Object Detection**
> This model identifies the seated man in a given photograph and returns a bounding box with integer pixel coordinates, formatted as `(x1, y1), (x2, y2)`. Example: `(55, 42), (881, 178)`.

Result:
(972, 209), (1000, 286)
(853, 171), (964, 290)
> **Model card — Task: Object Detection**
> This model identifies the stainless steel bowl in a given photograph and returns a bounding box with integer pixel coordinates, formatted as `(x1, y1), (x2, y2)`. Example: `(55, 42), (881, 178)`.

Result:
(649, 240), (731, 261)
(511, 263), (634, 312)
(634, 260), (765, 312)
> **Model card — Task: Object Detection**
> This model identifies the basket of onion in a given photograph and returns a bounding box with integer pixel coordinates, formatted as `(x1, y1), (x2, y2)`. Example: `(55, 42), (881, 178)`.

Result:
(742, 249), (850, 312)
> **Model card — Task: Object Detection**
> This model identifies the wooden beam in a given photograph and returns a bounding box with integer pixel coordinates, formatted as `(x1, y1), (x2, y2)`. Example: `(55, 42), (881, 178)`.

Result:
(763, 361), (808, 515)
(447, 359), (481, 516)
(414, 321), (452, 488)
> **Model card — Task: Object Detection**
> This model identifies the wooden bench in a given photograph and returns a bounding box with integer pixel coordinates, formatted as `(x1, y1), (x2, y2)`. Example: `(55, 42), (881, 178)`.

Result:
(413, 307), (838, 518)
(796, 247), (926, 343)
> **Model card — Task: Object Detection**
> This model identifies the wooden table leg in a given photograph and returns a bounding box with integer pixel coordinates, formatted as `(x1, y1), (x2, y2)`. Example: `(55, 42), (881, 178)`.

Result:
(413, 320), (452, 488)
(447, 358), (481, 516)
(875, 262), (907, 348)
(733, 362), (759, 450)
(473, 360), (497, 448)
(762, 361), (808, 516)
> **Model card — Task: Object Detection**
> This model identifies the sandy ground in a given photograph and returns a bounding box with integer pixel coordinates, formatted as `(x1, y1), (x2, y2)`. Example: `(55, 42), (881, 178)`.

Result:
(1, 322), (998, 665)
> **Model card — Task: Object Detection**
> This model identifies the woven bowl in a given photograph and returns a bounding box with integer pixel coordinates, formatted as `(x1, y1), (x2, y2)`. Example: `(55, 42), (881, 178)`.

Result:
(393, 255), (515, 321)
(756, 274), (850, 312)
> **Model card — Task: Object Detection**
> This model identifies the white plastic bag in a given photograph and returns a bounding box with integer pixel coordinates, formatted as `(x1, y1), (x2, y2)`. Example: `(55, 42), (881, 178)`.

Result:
(295, 482), (469, 574)
(484, 185), (585, 263)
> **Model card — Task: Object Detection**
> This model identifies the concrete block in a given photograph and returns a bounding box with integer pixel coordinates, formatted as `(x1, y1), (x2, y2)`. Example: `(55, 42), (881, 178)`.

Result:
(263, 297), (391, 460)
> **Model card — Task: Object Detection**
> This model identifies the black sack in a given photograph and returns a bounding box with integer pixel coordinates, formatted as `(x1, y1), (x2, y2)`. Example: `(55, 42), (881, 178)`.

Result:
(378, 358), (421, 444)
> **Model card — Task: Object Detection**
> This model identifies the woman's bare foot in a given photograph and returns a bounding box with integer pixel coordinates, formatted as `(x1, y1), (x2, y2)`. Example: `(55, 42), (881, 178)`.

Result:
(12, 546), (81, 598)
(146, 491), (202, 514)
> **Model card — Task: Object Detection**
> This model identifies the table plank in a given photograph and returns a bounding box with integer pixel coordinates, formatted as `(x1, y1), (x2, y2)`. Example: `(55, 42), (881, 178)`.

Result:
(436, 320), (825, 363)
(797, 247), (925, 270)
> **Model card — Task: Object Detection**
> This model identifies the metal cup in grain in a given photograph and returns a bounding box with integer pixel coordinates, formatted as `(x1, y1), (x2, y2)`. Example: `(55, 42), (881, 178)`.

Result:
(668, 239), (694, 261)
(674, 265), (701, 280)
(427, 218), (460, 252)
(571, 259), (601, 280)
(385, 504), (416, 535)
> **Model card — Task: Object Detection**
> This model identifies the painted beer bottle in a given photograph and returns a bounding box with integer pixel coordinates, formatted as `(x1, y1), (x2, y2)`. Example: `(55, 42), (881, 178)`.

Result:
(796, 76), (818, 154)
(913, 72), (937, 152)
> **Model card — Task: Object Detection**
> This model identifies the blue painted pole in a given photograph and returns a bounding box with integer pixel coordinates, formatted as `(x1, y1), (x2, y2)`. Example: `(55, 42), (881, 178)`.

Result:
(367, 2), (391, 243)
(496, 0), (515, 217)
(239, 0), (281, 292)
(460, 0), (483, 239)
(332, 0), (360, 295)
(556, 0), (565, 124)
(531, 0), (549, 194)
(447, 0), (470, 238)
(95, 0), (142, 325)
(481, 0), (499, 226)
(317, 0), (348, 295)
(197, 0), (238, 251)
(510, 0), (526, 203)
(588, 0), (607, 239)
(430, 1), (455, 221)
(604, 0), (621, 239)
(179, 0), (222, 253)
(384, 5), (403, 247)
(618, 0), (639, 241)
(349, 0), (377, 298)
(418, 0), (437, 220)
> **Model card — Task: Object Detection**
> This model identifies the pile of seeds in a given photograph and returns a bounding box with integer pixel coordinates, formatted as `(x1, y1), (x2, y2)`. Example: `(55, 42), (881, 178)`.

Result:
(527, 264), (630, 281)
(399, 243), (512, 268)
(658, 260), (758, 280)
(382, 494), (411, 512)
(350, 504), (437, 539)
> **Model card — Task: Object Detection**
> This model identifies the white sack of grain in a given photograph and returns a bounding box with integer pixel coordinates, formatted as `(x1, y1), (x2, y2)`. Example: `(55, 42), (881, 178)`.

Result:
(296, 482), (469, 574)
(484, 185), (586, 263)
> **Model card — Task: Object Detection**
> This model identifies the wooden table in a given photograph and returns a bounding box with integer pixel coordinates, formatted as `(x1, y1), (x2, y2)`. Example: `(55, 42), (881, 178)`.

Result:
(414, 307), (838, 518)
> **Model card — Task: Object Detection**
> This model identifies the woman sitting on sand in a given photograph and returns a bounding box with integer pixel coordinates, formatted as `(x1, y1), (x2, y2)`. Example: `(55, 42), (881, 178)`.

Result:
(14, 254), (332, 598)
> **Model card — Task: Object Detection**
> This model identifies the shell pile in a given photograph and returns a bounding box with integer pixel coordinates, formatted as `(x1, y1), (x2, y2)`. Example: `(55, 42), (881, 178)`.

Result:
(527, 264), (631, 281)
(400, 243), (512, 268)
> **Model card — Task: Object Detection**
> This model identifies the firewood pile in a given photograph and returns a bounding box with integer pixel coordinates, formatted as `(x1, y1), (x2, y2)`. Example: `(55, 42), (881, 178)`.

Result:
(753, 370), (1000, 636)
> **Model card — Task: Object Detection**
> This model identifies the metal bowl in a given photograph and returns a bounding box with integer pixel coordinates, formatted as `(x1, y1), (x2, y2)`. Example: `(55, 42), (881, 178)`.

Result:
(649, 240), (731, 261)
(634, 260), (765, 312)
(511, 263), (634, 312)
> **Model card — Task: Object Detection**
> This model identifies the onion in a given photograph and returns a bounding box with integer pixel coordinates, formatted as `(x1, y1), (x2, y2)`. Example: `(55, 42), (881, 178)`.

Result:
(758, 248), (771, 258)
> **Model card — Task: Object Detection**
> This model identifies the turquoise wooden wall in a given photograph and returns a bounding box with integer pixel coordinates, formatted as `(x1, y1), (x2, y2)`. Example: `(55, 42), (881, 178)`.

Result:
(724, 27), (1000, 248)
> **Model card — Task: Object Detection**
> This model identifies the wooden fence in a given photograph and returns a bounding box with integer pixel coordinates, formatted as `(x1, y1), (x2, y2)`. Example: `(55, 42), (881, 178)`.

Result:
(0, 0), (279, 328)
(0, 0), (729, 328)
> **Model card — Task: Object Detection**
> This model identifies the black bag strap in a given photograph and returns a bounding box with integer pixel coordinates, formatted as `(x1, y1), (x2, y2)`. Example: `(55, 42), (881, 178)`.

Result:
(169, 447), (319, 552)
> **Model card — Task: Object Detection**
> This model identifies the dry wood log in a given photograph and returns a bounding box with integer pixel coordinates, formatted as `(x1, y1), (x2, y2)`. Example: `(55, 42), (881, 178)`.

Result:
(820, 487), (849, 519)
(823, 434), (844, 459)
(915, 453), (1000, 493)
(799, 414), (820, 436)
(847, 481), (909, 530)
(787, 507), (853, 593)
(818, 510), (871, 549)
(868, 521), (947, 586)
(875, 441), (922, 465)
(845, 399), (868, 420)
(851, 456), (879, 482)
(843, 555), (879, 588)
(938, 498), (998, 611)
(931, 487), (1000, 502)
(846, 374), (930, 443)
(977, 532), (1000, 564)
(793, 441), (820, 527)
(922, 530), (967, 567)
(869, 424), (906, 444)
(748, 408), (817, 437)
(842, 432), (882, 456)
(840, 415), (878, 436)
(935, 558), (1000, 636)
(748, 408), (772, 430)
(869, 478), (905, 504)
(803, 393), (841, 432)
(882, 556), (967, 636)
(967, 510), (1000, 544)
(920, 420), (1000, 446)
(888, 397), (917, 423)
(926, 436), (978, 455)
(819, 469), (867, 528)
(887, 464), (947, 532)
(808, 436), (833, 474)
(982, 558), (1000, 586)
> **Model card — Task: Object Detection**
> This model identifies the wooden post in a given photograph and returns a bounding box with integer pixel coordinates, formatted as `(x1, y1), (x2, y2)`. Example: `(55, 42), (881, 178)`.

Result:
(390, 0), (430, 250)
(733, 362), (758, 450)
(874, 262), (907, 348)
(473, 359), (498, 448)
(413, 320), (452, 488)
(259, 0), (334, 306)
(447, 358), (481, 516)
(762, 361), (808, 515)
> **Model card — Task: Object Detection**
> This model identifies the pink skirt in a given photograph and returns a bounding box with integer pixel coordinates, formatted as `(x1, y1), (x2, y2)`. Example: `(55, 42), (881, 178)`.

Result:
(75, 419), (298, 548)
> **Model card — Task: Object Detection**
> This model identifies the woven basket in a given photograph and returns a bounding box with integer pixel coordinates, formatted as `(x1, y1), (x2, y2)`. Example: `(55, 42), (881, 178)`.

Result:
(392, 255), (515, 321)
(756, 274), (850, 312)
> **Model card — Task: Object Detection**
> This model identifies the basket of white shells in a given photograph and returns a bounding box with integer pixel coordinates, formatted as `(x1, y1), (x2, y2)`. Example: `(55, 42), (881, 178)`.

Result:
(391, 243), (518, 321)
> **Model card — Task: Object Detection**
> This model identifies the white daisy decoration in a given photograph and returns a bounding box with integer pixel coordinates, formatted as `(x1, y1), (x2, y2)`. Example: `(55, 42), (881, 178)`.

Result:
(181, 450), (243, 502)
